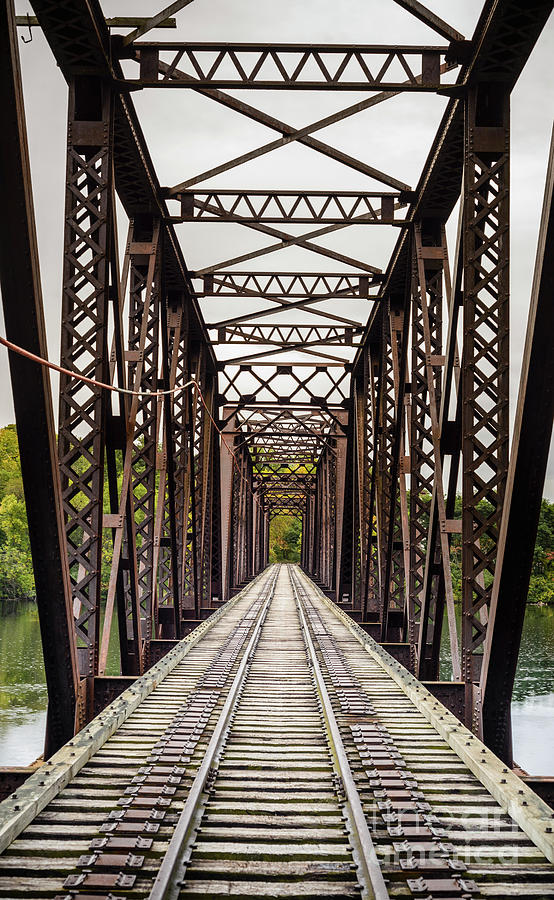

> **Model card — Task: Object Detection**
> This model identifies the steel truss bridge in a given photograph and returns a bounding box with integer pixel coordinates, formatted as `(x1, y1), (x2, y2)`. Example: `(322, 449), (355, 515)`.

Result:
(0, 0), (554, 895)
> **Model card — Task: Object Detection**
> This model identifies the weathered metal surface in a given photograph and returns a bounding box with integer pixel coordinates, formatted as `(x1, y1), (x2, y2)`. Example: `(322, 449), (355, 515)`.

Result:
(0, 0), (79, 754)
(129, 42), (453, 90)
(481, 125), (554, 763)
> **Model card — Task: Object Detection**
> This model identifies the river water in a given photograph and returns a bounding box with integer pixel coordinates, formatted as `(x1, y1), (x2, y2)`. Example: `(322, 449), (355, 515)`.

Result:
(0, 600), (553, 774)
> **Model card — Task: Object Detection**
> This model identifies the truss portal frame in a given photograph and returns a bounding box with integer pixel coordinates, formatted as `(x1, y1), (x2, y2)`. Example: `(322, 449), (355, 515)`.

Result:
(2, 0), (553, 768)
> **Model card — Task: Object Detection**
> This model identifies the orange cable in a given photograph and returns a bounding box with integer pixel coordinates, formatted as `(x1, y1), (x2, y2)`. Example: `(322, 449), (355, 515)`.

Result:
(1, 332), (262, 511)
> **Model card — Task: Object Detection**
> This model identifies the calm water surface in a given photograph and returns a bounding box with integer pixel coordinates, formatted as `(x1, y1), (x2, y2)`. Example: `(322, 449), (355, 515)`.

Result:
(0, 600), (120, 766)
(1, 600), (553, 774)
(440, 603), (554, 775)
(0, 600), (47, 767)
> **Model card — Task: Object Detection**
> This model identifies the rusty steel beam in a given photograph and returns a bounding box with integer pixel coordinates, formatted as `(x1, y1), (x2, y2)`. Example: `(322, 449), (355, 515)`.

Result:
(130, 43), (450, 90)
(213, 325), (362, 346)
(58, 74), (116, 679)
(461, 82), (510, 735)
(18, 0), (554, 773)
(481, 125), (554, 765)
(195, 215), (383, 276)
(194, 271), (379, 298)
(16, 14), (178, 28)
(167, 65), (454, 194)
(0, 0), (79, 755)
(208, 296), (366, 332)
(30, 0), (214, 364)
(353, 0), (554, 368)
(160, 59), (411, 193)
(172, 190), (404, 225)
(410, 222), (460, 681)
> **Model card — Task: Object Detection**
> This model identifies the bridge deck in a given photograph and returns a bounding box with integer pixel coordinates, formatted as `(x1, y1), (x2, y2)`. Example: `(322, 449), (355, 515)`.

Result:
(0, 565), (553, 899)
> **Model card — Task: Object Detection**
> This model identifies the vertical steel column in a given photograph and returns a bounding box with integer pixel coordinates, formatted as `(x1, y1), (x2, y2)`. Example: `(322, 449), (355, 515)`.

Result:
(311, 467), (321, 581)
(183, 344), (202, 614)
(334, 411), (350, 603)
(245, 450), (255, 580)
(197, 368), (216, 610)
(98, 218), (162, 676)
(364, 341), (381, 619)
(219, 409), (237, 601)
(156, 294), (186, 638)
(127, 220), (160, 653)
(462, 83), (510, 733)
(232, 446), (245, 587)
(380, 300), (409, 640)
(481, 127), (554, 764)
(323, 447), (334, 591)
(338, 407), (356, 607)
(58, 75), (115, 677)
(417, 210), (464, 681)
(411, 223), (460, 680)
(208, 388), (223, 605)
(312, 450), (326, 585)
(0, 0), (79, 754)
(353, 357), (370, 613)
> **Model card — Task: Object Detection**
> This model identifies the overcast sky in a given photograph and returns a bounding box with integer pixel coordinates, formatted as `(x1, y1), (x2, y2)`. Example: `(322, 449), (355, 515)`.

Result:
(3, 1), (554, 494)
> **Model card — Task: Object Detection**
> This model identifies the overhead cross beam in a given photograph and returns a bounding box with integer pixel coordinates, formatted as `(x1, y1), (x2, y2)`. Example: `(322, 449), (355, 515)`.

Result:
(214, 325), (362, 346)
(172, 190), (404, 225)
(131, 43), (450, 90)
(16, 14), (178, 28)
(195, 214), (384, 275)
(194, 272), (379, 298)
(160, 61), (414, 193)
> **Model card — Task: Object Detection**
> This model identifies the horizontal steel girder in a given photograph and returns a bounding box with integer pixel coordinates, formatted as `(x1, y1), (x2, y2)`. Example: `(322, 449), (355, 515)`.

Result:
(194, 271), (381, 298)
(130, 43), (453, 90)
(172, 190), (405, 224)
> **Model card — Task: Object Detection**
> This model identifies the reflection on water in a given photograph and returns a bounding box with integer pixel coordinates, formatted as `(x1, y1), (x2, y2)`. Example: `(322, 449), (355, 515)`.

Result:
(0, 599), (121, 766)
(1, 600), (553, 773)
(440, 603), (554, 776)
(0, 601), (47, 766)
(511, 605), (554, 702)
(511, 605), (554, 776)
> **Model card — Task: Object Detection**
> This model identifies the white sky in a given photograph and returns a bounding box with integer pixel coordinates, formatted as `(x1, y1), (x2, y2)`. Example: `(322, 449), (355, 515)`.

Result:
(2, 0), (554, 494)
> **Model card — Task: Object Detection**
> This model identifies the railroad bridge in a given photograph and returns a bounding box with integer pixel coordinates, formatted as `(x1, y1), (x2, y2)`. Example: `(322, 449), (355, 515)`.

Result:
(0, 0), (554, 896)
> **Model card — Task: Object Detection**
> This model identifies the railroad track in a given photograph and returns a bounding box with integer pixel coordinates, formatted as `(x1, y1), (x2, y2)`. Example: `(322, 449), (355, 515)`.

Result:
(0, 564), (553, 899)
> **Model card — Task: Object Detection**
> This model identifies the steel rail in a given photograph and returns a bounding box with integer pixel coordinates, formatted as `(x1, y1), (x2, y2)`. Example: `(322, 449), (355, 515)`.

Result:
(0, 563), (273, 854)
(289, 566), (390, 900)
(295, 564), (554, 868)
(148, 565), (280, 900)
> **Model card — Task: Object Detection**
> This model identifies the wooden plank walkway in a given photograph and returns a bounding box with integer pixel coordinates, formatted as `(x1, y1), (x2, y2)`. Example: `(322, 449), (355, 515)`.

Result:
(0, 564), (553, 899)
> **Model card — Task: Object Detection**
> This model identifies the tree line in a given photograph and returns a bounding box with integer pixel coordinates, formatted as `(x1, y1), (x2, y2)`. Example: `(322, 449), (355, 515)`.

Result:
(1, 423), (553, 603)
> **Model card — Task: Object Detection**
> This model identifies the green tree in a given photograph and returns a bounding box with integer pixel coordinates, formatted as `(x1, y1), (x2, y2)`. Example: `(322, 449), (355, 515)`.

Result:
(0, 425), (23, 501)
(0, 493), (35, 597)
(269, 515), (302, 562)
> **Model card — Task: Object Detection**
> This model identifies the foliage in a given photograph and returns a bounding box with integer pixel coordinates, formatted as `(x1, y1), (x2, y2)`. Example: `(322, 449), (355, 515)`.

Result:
(429, 494), (554, 605)
(0, 425), (23, 502)
(530, 499), (554, 603)
(0, 429), (35, 597)
(269, 515), (302, 562)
